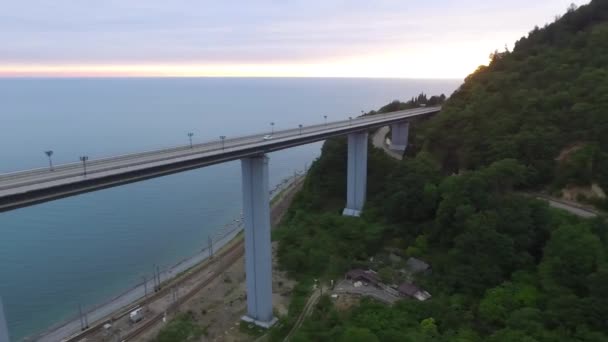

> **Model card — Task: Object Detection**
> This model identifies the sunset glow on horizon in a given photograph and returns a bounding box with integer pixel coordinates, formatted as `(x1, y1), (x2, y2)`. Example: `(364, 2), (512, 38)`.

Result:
(0, 0), (585, 78)
(0, 62), (471, 79)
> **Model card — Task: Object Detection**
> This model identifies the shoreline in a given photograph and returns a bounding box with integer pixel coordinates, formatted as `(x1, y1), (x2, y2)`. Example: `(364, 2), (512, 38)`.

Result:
(29, 171), (306, 342)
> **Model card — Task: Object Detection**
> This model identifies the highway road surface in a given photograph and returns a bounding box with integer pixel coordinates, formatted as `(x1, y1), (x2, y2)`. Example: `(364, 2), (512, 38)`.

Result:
(0, 107), (440, 212)
(372, 126), (403, 160)
(534, 194), (599, 218)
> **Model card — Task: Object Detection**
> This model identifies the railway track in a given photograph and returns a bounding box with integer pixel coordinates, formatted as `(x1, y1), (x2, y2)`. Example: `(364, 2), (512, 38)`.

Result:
(63, 240), (245, 342)
(59, 176), (304, 342)
(121, 244), (245, 341)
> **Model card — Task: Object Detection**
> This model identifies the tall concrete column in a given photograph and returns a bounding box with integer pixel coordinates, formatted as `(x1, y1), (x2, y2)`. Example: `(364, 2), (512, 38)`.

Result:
(240, 155), (276, 328)
(343, 132), (368, 217)
(0, 297), (9, 342)
(390, 122), (409, 151)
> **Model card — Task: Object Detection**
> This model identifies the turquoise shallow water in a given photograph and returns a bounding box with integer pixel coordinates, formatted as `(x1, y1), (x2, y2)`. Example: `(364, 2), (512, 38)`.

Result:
(0, 77), (460, 340)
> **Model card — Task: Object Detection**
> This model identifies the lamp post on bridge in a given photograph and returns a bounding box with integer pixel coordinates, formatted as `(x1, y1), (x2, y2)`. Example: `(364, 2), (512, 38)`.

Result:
(270, 122), (275, 135)
(220, 135), (226, 150)
(187, 132), (194, 148)
(349, 117), (353, 125)
(79, 155), (88, 176)
(324, 115), (328, 125)
(298, 124), (303, 135)
(44, 150), (54, 171)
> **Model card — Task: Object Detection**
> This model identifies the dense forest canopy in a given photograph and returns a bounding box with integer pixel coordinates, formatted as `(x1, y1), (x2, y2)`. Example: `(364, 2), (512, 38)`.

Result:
(422, 0), (608, 193)
(272, 2), (608, 341)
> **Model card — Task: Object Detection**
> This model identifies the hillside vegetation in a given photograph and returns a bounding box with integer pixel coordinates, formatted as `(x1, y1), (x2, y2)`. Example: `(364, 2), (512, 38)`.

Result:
(273, 2), (608, 341)
(422, 0), (608, 197)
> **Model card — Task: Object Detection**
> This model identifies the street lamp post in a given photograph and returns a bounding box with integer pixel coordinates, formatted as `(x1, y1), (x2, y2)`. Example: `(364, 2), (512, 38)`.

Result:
(298, 124), (303, 135)
(220, 135), (226, 150)
(187, 132), (194, 148)
(324, 115), (328, 125)
(270, 122), (275, 135)
(349, 117), (353, 125)
(79, 155), (89, 176)
(44, 150), (54, 171)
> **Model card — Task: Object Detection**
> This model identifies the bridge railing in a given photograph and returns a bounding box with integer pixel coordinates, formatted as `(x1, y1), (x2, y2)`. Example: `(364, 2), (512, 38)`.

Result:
(0, 107), (440, 186)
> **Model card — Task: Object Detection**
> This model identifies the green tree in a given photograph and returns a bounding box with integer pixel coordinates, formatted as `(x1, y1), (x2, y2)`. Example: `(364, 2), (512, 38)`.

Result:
(539, 223), (604, 296)
(339, 327), (380, 342)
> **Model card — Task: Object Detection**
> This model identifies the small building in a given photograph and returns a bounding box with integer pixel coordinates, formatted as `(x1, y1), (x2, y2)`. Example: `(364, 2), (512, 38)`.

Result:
(405, 257), (431, 275)
(345, 269), (381, 287)
(398, 282), (431, 301)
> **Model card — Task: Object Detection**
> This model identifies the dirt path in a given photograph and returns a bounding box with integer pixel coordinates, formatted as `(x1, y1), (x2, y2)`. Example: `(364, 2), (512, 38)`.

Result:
(282, 288), (321, 342)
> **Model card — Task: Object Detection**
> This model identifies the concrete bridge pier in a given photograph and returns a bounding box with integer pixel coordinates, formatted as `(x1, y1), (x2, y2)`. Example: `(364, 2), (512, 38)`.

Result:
(343, 131), (368, 217)
(389, 122), (409, 151)
(0, 296), (9, 342)
(240, 155), (277, 328)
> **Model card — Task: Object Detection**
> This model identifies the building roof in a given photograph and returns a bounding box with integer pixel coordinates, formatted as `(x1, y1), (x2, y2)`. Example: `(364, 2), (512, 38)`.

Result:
(406, 257), (430, 274)
(398, 282), (421, 296)
(398, 281), (432, 301)
(346, 269), (381, 286)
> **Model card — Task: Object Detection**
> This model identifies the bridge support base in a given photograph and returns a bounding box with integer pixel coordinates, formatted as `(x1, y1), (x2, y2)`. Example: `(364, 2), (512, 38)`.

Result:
(241, 155), (276, 327)
(343, 132), (368, 217)
(241, 315), (278, 329)
(389, 122), (409, 151)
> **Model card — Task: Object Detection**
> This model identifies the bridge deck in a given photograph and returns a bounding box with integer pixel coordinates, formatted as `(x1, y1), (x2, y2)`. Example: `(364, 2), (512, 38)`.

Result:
(0, 107), (440, 212)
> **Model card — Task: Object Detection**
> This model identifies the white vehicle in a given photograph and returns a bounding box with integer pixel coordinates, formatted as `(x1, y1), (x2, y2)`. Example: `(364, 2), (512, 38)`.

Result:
(130, 308), (144, 323)
(263, 135), (273, 140)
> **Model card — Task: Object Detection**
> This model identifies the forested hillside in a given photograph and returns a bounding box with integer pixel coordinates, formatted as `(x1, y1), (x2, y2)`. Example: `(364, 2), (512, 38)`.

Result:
(423, 0), (608, 195)
(272, 2), (608, 341)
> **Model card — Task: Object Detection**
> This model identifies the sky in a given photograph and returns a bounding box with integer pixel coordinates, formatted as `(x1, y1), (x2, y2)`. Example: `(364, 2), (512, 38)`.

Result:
(0, 0), (587, 78)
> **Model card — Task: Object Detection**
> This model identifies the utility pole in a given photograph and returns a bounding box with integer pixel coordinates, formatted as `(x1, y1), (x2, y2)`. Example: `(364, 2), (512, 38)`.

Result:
(44, 150), (54, 171)
(79, 155), (88, 176)
(208, 235), (214, 259)
(0, 296), (10, 342)
(143, 275), (148, 299)
(187, 132), (194, 148)
(156, 265), (160, 290)
(78, 304), (85, 331)
(84, 308), (89, 329)
(153, 265), (158, 291)
(171, 286), (178, 307)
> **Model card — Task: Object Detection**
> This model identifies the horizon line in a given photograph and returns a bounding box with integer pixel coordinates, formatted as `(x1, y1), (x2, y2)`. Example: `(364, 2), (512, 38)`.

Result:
(0, 75), (464, 80)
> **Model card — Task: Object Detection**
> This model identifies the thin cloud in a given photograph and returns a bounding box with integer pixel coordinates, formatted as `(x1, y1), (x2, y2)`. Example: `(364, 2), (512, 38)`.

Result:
(0, 0), (588, 77)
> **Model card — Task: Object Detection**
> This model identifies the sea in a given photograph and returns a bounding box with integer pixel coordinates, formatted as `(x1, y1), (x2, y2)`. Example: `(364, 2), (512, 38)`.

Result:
(0, 77), (460, 340)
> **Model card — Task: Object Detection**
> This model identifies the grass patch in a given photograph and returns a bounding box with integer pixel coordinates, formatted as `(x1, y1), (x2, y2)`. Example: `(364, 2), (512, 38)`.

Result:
(153, 311), (204, 342)
(239, 321), (266, 337)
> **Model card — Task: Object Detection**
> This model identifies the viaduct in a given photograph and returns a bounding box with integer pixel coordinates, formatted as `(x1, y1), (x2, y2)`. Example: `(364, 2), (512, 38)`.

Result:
(0, 106), (440, 339)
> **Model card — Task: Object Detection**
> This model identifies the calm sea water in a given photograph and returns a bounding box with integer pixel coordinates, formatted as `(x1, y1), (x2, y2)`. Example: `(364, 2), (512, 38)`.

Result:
(0, 78), (460, 340)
